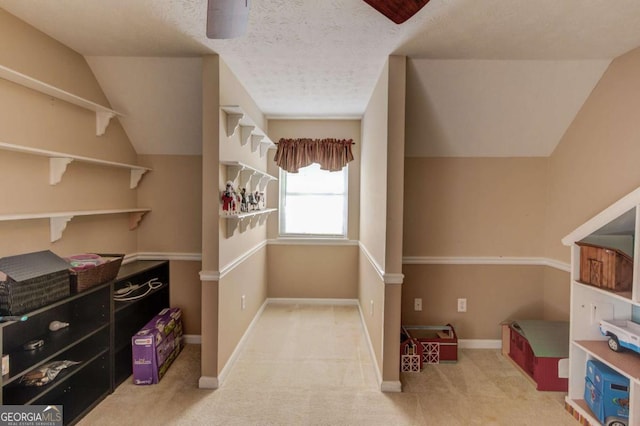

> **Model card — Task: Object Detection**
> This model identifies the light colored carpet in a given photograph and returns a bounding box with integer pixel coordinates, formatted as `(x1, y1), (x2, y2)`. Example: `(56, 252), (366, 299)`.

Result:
(79, 304), (577, 425)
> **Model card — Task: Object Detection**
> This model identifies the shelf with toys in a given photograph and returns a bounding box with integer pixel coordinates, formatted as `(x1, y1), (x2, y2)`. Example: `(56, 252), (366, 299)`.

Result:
(220, 161), (277, 238)
(562, 187), (640, 426)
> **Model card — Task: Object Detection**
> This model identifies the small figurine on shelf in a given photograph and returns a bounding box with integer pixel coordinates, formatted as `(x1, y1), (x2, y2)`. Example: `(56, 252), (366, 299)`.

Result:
(240, 188), (248, 212)
(247, 192), (257, 211)
(256, 191), (266, 210)
(221, 181), (238, 214)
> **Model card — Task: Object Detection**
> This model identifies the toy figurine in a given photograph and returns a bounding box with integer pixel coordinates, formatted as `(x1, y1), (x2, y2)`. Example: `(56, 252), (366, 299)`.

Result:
(240, 188), (248, 212)
(221, 181), (238, 213)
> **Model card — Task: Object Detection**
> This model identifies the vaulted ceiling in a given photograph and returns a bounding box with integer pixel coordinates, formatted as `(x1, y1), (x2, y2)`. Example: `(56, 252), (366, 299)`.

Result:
(1, 0), (640, 156)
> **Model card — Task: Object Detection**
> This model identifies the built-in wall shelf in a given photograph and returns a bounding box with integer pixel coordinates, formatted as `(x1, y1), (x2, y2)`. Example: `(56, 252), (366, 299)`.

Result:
(0, 64), (121, 136)
(0, 141), (150, 188)
(222, 208), (277, 238)
(220, 105), (275, 158)
(0, 208), (150, 242)
(221, 160), (277, 192)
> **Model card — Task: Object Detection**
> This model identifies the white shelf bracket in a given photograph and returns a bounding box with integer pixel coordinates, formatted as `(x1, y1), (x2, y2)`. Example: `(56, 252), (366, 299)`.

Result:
(96, 111), (116, 136)
(259, 141), (272, 158)
(129, 211), (148, 230)
(226, 218), (240, 238)
(259, 209), (275, 226)
(250, 134), (264, 153)
(257, 175), (272, 192)
(49, 157), (73, 185)
(50, 215), (73, 242)
(226, 165), (244, 184)
(249, 215), (260, 228)
(225, 113), (244, 137)
(239, 217), (250, 233)
(239, 169), (257, 190)
(240, 125), (255, 147)
(130, 168), (148, 189)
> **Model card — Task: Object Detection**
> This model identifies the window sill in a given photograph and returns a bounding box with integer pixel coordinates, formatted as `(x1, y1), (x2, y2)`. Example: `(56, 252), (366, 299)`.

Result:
(268, 237), (358, 246)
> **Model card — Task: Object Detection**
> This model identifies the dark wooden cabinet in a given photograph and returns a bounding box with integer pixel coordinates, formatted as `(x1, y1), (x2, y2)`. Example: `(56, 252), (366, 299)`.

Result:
(0, 259), (170, 425)
(113, 260), (170, 388)
(0, 282), (111, 425)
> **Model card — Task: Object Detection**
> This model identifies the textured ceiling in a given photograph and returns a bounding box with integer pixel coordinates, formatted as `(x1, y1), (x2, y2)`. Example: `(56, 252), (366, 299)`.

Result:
(1, 0), (640, 155)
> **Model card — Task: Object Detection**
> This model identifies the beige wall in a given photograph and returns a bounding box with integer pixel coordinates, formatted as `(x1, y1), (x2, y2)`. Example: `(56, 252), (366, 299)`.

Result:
(170, 260), (203, 335)
(264, 119), (361, 300)
(403, 157), (547, 257)
(267, 244), (358, 298)
(0, 11), (205, 337)
(200, 54), (220, 379)
(402, 48), (640, 339)
(202, 56), (271, 379)
(0, 10), (138, 259)
(218, 246), (267, 369)
(359, 56), (406, 386)
(545, 46), (640, 264)
(402, 264), (545, 339)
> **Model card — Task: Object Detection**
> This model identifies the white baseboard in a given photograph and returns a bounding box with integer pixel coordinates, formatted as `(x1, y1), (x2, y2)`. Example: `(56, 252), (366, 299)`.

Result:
(198, 375), (218, 389)
(183, 334), (201, 345)
(381, 381), (402, 393)
(267, 298), (358, 306)
(356, 303), (384, 390)
(458, 339), (502, 349)
(216, 299), (269, 387)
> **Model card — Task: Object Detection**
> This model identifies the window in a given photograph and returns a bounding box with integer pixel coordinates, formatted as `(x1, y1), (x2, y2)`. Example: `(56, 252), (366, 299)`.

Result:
(279, 163), (348, 237)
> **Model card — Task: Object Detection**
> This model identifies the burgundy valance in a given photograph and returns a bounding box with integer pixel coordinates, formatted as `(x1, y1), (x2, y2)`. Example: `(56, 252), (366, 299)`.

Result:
(273, 138), (354, 173)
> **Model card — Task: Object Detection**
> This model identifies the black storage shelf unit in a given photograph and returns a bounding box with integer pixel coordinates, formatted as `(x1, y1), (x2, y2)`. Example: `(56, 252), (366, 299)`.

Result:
(113, 260), (170, 388)
(0, 281), (111, 425)
(0, 259), (171, 425)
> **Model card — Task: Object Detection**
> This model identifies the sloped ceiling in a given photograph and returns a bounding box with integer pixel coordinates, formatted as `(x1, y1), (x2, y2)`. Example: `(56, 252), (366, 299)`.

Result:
(1, 0), (640, 156)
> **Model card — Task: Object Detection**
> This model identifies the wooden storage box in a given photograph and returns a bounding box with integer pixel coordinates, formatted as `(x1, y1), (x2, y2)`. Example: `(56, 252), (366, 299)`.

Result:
(576, 242), (633, 292)
(0, 250), (70, 315)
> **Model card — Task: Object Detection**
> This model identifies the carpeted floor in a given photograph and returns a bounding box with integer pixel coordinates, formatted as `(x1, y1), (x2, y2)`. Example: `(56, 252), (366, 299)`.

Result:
(79, 303), (577, 425)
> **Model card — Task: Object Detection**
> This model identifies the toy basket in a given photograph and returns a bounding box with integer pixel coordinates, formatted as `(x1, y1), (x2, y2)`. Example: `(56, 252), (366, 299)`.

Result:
(67, 253), (124, 293)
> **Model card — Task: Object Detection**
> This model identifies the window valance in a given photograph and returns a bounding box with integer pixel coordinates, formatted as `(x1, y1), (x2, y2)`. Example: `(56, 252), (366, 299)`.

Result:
(273, 138), (354, 173)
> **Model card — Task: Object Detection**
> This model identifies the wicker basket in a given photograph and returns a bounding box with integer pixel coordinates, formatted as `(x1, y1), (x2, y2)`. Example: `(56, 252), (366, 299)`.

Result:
(68, 254), (124, 293)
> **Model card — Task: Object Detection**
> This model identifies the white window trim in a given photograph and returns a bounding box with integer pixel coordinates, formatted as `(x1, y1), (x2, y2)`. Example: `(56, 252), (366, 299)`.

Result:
(278, 164), (349, 239)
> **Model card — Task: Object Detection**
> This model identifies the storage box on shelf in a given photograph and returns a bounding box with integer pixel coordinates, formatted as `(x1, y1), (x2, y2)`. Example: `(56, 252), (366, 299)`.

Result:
(0, 281), (111, 425)
(0, 250), (71, 316)
(563, 191), (640, 426)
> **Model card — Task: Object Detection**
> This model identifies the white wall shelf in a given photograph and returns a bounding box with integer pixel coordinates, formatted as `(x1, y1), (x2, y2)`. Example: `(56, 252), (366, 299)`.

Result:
(0, 65), (121, 136)
(563, 187), (640, 425)
(220, 105), (274, 158)
(221, 208), (277, 238)
(0, 142), (150, 188)
(220, 160), (277, 192)
(0, 208), (150, 242)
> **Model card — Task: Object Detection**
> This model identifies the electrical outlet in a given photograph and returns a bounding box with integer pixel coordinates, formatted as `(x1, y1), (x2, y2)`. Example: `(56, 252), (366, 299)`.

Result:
(241, 294), (246, 310)
(457, 298), (467, 313)
(414, 298), (422, 311)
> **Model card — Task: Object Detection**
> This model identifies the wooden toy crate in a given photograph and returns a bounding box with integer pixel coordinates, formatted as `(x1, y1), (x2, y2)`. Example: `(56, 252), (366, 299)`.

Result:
(576, 242), (633, 292)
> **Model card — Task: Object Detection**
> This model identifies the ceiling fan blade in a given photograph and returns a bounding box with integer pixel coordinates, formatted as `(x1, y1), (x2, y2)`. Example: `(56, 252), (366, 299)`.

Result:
(363, 0), (430, 24)
(206, 0), (251, 39)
